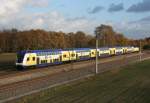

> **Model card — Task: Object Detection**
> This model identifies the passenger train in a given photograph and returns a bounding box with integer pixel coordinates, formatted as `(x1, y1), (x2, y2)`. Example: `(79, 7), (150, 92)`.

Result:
(16, 47), (139, 70)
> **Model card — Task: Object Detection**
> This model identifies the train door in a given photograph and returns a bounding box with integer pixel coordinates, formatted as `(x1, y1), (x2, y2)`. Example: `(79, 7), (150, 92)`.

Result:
(37, 57), (40, 65)
(110, 49), (115, 55)
(113, 50), (115, 55)
(110, 50), (113, 55)
(110, 50), (112, 55)
(76, 52), (80, 60)
(124, 49), (127, 54)
(123, 49), (126, 54)
(59, 55), (62, 62)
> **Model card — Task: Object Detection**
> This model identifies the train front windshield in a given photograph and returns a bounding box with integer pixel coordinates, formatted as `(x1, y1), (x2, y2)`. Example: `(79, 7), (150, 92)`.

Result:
(17, 51), (26, 63)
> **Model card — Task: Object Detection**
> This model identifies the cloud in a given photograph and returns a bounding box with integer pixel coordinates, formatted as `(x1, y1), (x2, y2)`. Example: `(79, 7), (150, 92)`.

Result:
(0, 0), (97, 34)
(30, 0), (49, 8)
(0, 0), (49, 18)
(0, 0), (30, 18)
(127, 0), (150, 13)
(139, 16), (150, 22)
(88, 6), (104, 14)
(0, 0), (149, 39)
(0, 0), (96, 34)
(108, 16), (150, 39)
(108, 3), (124, 12)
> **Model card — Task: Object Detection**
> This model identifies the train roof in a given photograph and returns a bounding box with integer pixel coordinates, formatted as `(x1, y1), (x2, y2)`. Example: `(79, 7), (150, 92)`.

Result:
(62, 48), (90, 51)
(17, 46), (138, 54)
(17, 48), (91, 55)
(74, 48), (91, 51)
(17, 49), (62, 54)
(17, 50), (27, 56)
(98, 47), (109, 50)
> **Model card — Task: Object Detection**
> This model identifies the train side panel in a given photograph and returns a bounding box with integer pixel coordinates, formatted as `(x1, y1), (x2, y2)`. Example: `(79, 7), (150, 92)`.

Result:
(61, 51), (70, 62)
(133, 47), (140, 52)
(99, 48), (110, 57)
(76, 49), (91, 61)
(69, 50), (76, 61)
(109, 48), (116, 55)
(115, 48), (123, 55)
(90, 49), (96, 58)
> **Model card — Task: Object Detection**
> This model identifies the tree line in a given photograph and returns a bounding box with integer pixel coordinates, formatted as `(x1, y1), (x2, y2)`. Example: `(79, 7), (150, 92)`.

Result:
(0, 25), (149, 53)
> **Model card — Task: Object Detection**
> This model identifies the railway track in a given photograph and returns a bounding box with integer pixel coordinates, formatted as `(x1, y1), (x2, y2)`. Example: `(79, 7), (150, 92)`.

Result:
(0, 52), (150, 103)
(0, 53), (143, 86)
(0, 52), (143, 78)
(0, 52), (141, 77)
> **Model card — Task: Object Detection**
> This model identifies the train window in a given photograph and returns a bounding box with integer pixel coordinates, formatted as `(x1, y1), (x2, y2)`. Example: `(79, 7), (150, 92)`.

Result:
(32, 57), (35, 61)
(55, 59), (57, 62)
(71, 54), (75, 57)
(63, 55), (66, 58)
(50, 60), (52, 63)
(27, 57), (30, 61)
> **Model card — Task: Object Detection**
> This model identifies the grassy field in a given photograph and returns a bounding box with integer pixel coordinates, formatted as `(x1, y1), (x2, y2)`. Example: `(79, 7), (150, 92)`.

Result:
(10, 60), (150, 103)
(0, 53), (16, 71)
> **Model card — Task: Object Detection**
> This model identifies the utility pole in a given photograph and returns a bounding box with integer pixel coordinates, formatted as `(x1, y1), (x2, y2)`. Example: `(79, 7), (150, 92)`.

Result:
(140, 40), (142, 61)
(95, 38), (98, 74)
(103, 35), (105, 47)
(95, 25), (103, 74)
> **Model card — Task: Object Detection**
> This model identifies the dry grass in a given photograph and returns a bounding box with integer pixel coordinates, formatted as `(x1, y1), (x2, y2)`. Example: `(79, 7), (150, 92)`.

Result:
(0, 53), (16, 71)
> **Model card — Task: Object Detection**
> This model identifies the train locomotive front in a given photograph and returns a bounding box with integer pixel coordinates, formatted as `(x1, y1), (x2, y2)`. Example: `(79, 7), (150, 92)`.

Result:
(16, 51), (37, 70)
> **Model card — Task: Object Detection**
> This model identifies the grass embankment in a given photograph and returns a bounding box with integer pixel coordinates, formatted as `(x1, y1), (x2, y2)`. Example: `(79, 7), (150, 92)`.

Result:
(0, 53), (16, 71)
(11, 60), (150, 103)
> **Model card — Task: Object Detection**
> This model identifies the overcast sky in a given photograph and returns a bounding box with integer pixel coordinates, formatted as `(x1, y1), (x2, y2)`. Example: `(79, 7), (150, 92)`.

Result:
(0, 0), (150, 39)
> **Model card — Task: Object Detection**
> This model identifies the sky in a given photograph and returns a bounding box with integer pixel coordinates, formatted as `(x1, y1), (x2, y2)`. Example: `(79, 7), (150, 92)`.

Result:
(0, 0), (150, 39)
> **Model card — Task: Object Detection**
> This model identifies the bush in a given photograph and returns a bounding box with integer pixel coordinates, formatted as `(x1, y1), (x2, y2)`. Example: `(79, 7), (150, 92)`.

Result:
(143, 45), (150, 50)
